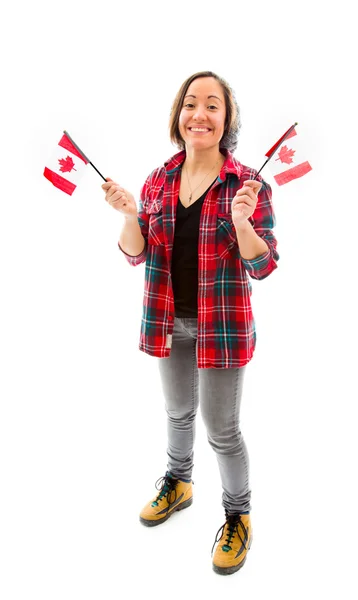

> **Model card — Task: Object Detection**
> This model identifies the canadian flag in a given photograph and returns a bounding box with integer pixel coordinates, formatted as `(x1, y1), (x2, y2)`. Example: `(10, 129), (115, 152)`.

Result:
(43, 131), (89, 195)
(266, 126), (312, 186)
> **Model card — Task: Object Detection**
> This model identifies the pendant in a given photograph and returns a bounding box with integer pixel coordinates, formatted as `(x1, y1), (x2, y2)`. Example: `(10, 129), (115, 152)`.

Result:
(189, 193), (192, 203)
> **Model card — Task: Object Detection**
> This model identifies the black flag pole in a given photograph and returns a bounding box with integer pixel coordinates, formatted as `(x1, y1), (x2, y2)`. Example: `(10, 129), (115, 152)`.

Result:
(64, 130), (107, 182)
(253, 122), (298, 180)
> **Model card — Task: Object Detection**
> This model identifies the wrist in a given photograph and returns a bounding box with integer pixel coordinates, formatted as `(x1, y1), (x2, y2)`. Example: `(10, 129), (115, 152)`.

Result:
(234, 219), (251, 233)
(124, 213), (138, 223)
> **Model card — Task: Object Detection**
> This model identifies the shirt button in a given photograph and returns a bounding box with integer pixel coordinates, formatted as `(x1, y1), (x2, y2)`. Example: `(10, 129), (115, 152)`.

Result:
(168, 315), (174, 321)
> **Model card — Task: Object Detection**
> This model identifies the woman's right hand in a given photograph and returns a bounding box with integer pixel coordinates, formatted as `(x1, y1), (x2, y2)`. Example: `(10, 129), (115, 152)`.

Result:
(101, 178), (138, 218)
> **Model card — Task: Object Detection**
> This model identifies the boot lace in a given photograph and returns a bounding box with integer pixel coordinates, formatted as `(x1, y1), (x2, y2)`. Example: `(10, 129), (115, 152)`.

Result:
(151, 473), (179, 514)
(211, 510), (249, 556)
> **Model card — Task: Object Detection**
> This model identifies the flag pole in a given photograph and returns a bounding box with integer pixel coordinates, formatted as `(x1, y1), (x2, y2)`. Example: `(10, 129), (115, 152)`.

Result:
(64, 130), (107, 182)
(88, 161), (107, 182)
(252, 156), (271, 180)
(253, 122), (298, 180)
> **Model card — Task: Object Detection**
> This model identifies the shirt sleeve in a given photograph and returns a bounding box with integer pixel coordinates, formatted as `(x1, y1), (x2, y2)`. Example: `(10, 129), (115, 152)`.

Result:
(117, 175), (150, 266)
(240, 172), (280, 280)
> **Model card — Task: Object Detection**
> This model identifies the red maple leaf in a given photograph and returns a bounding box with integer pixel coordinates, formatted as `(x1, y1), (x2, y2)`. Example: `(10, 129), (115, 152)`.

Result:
(275, 145), (296, 165)
(58, 155), (77, 173)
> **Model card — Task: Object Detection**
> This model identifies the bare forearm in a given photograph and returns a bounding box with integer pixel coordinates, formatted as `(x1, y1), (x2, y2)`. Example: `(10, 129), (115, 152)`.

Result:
(119, 216), (146, 256)
(235, 220), (269, 260)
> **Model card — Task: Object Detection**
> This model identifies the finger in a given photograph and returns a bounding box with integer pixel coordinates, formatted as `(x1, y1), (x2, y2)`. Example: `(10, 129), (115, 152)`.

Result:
(109, 190), (127, 204)
(233, 200), (251, 210)
(237, 186), (258, 202)
(243, 187), (257, 201)
(105, 187), (118, 202)
(107, 184), (124, 194)
(102, 180), (122, 191)
(243, 180), (262, 195)
(105, 184), (121, 199)
(234, 190), (255, 204)
(232, 196), (255, 210)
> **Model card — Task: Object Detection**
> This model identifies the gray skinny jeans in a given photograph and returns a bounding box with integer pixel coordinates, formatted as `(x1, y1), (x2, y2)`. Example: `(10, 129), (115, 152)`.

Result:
(157, 317), (251, 514)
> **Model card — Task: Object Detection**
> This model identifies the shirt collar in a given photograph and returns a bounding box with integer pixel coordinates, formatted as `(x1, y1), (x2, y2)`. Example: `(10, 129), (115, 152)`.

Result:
(164, 148), (243, 180)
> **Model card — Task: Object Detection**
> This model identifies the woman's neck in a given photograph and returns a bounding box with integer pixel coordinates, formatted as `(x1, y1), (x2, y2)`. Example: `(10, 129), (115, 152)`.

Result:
(183, 146), (225, 177)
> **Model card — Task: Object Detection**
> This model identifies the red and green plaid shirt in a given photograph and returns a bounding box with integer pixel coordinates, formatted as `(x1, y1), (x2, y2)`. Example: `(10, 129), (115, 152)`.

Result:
(118, 149), (279, 368)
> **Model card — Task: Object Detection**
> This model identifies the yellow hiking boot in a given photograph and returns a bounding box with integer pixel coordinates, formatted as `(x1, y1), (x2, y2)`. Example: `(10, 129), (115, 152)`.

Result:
(139, 472), (193, 527)
(212, 510), (252, 575)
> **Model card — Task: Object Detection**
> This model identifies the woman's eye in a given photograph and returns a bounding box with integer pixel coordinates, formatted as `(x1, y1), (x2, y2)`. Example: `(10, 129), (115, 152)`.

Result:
(183, 103), (218, 109)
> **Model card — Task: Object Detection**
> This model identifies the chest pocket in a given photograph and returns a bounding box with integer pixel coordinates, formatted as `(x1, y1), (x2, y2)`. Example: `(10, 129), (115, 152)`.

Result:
(147, 203), (165, 246)
(216, 213), (238, 259)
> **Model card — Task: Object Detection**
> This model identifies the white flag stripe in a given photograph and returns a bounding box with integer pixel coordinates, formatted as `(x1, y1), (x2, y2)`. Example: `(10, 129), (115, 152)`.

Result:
(269, 134), (308, 176)
(46, 146), (87, 185)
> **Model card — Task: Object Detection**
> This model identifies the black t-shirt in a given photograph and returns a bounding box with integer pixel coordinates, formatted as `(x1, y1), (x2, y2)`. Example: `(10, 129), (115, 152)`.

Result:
(171, 179), (217, 317)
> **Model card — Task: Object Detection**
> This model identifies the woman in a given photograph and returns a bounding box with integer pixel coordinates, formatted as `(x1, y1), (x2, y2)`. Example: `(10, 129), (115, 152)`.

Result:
(102, 71), (279, 576)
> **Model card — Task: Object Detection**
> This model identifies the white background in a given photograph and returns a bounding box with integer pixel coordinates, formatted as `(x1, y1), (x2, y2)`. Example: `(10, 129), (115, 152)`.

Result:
(1, 1), (357, 598)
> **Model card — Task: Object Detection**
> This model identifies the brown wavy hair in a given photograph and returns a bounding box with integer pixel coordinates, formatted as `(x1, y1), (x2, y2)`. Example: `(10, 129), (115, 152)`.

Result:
(169, 71), (241, 152)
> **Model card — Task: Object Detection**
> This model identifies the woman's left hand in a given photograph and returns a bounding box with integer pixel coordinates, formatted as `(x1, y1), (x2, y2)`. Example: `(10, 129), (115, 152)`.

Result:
(231, 180), (262, 228)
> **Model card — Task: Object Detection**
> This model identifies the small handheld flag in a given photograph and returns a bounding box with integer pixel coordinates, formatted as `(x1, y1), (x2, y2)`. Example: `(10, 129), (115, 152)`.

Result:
(254, 123), (312, 185)
(43, 130), (106, 196)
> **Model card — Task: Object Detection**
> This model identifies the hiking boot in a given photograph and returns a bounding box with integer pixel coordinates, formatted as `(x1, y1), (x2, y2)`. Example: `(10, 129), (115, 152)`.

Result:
(211, 510), (252, 575)
(139, 471), (193, 527)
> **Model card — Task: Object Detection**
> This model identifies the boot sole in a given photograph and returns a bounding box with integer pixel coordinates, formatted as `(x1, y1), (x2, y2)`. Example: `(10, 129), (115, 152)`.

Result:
(139, 496), (193, 527)
(212, 534), (253, 575)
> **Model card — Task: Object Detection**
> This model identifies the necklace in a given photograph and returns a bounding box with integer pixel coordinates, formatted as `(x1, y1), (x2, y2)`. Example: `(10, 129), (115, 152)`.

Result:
(184, 157), (221, 204)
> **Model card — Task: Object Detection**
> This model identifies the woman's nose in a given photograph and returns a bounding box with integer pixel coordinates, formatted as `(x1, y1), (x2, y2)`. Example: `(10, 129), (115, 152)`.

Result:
(193, 105), (207, 120)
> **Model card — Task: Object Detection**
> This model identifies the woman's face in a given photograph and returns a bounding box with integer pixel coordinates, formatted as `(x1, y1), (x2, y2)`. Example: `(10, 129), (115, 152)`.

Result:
(178, 77), (226, 151)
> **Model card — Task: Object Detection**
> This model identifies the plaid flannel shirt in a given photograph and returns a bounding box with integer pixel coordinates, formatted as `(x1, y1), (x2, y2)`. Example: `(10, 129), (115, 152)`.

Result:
(118, 149), (279, 368)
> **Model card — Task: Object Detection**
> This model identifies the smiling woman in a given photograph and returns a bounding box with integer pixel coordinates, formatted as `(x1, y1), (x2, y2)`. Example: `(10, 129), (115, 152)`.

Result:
(105, 69), (279, 576)
(168, 72), (242, 208)
(169, 70), (241, 153)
